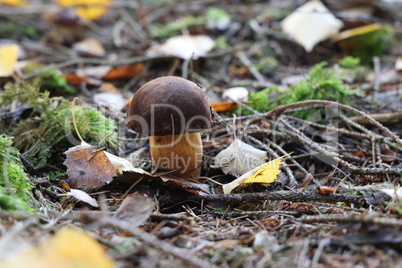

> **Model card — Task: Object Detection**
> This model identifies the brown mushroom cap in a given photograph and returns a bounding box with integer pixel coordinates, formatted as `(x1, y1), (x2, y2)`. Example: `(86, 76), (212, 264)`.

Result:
(127, 76), (212, 136)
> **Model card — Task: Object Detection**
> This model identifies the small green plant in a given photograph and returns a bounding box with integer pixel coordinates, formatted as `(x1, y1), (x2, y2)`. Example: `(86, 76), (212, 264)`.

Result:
(0, 136), (33, 211)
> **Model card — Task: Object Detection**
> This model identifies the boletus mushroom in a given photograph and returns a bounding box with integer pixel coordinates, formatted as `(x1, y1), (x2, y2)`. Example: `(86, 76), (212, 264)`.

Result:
(127, 76), (212, 179)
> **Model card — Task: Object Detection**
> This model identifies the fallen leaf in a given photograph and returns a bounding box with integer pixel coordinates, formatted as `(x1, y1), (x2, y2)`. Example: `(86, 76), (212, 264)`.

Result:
(64, 74), (89, 85)
(0, 44), (19, 77)
(344, 183), (393, 205)
(93, 92), (127, 111)
(102, 63), (144, 80)
(64, 143), (115, 191)
(160, 175), (211, 195)
(113, 193), (155, 227)
(72, 38), (105, 57)
(0, 0), (26, 6)
(331, 23), (382, 43)
(222, 87), (249, 102)
(281, 0), (343, 52)
(379, 188), (402, 200)
(57, 0), (112, 21)
(209, 102), (238, 112)
(104, 150), (150, 176)
(222, 154), (287, 194)
(67, 189), (99, 207)
(77, 65), (111, 78)
(146, 35), (215, 60)
(214, 138), (267, 177)
(381, 147), (398, 162)
(395, 56), (402, 71)
(0, 227), (114, 268)
(99, 82), (120, 93)
(64, 142), (151, 191)
(319, 186), (335, 194)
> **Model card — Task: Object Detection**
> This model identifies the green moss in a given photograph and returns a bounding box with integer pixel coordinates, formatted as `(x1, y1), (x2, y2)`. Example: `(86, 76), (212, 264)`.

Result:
(0, 136), (33, 211)
(151, 15), (206, 38)
(339, 56), (360, 69)
(1, 82), (119, 169)
(244, 62), (362, 118)
(33, 69), (77, 96)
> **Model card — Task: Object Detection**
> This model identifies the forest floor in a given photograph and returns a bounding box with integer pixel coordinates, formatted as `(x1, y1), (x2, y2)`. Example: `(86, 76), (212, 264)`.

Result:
(1, 0), (402, 267)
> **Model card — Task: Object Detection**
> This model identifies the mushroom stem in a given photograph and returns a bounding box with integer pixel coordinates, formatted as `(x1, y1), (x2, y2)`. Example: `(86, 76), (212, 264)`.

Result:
(149, 132), (203, 179)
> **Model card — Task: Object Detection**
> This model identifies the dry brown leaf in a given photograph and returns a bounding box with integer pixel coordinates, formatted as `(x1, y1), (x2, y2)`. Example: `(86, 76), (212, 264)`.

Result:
(64, 74), (89, 85)
(113, 193), (155, 227)
(381, 147), (398, 162)
(102, 63), (144, 80)
(64, 143), (115, 191)
(0, 227), (114, 268)
(160, 175), (211, 195)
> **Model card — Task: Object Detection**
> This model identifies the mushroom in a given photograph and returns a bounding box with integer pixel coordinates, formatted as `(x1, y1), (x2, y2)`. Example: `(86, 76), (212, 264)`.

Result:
(127, 76), (212, 179)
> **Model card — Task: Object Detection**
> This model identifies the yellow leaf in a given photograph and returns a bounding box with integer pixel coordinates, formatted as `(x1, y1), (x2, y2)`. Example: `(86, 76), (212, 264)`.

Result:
(0, 227), (115, 268)
(0, 45), (19, 77)
(222, 154), (289, 194)
(0, 0), (27, 6)
(57, 0), (112, 21)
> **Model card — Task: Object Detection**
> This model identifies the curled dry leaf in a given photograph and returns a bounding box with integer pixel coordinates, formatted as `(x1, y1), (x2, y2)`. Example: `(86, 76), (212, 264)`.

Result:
(67, 189), (99, 207)
(222, 154), (288, 194)
(146, 35), (214, 60)
(281, 0), (343, 52)
(113, 193), (155, 227)
(64, 142), (151, 191)
(214, 138), (267, 177)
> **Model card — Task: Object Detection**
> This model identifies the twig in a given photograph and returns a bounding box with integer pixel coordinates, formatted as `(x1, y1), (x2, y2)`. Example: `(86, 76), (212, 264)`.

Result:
(373, 56), (381, 100)
(301, 214), (402, 227)
(187, 191), (364, 205)
(236, 51), (272, 87)
(252, 100), (402, 147)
